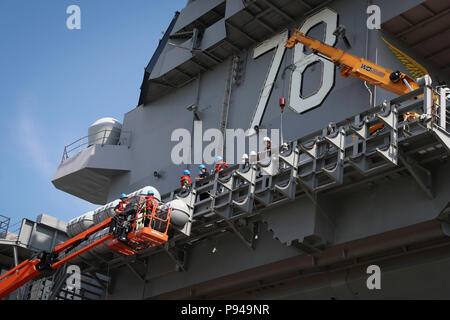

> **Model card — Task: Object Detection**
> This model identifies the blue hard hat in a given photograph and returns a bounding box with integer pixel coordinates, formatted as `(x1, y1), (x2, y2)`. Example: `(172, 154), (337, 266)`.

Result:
(120, 193), (127, 199)
(199, 164), (206, 170)
(216, 156), (223, 162)
(147, 190), (154, 195)
(184, 170), (191, 175)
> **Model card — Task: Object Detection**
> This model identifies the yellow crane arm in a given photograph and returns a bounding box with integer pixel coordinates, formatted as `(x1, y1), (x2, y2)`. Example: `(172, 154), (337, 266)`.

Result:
(285, 30), (419, 96)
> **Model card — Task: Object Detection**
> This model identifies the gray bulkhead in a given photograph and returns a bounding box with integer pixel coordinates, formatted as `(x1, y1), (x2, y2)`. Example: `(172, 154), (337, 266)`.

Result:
(102, 0), (450, 299)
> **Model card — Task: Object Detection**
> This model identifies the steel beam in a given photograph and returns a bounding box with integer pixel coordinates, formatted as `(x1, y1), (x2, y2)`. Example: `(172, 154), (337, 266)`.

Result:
(226, 21), (258, 43)
(420, 3), (436, 16)
(48, 266), (69, 300)
(255, 8), (273, 19)
(399, 151), (434, 199)
(294, 0), (312, 10)
(88, 271), (111, 295)
(410, 32), (446, 49)
(197, 50), (223, 64)
(291, 240), (315, 255)
(297, 182), (335, 228)
(225, 220), (256, 250)
(163, 243), (187, 272)
(397, 14), (414, 27)
(175, 67), (194, 79)
(223, 39), (242, 52)
(150, 79), (177, 89)
(243, 8), (276, 32)
(12, 246), (18, 267)
(394, 8), (450, 38)
(190, 59), (210, 71)
(425, 44), (450, 60)
(125, 262), (145, 282)
(260, 0), (295, 22)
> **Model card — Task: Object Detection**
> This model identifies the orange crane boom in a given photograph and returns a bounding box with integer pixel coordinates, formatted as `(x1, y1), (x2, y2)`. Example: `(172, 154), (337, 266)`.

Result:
(285, 30), (420, 96)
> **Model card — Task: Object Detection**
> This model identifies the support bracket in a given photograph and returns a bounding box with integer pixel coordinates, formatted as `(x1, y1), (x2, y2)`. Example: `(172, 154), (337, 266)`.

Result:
(232, 165), (257, 213)
(322, 127), (345, 184)
(376, 105), (398, 165)
(432, 126), (450, 154)
(164, 243), (187, 272)
(279, 142), (300, 168)
(226, 220), (257, 250)
(275, 142), (300, 199)
(399, 151), (434, 199)
(125, 262), (146, 282)
(350, 117), (369, 140)
(217, 173), (234, 191)
(88, 271), (112, 295)
(300, 139), (320, 159)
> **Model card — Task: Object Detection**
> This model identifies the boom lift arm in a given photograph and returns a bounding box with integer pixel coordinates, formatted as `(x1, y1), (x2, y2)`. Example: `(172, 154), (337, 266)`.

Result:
(285, 30), (420, 96)
(0, 198), (171, 299)
(0, 217), (114, 299)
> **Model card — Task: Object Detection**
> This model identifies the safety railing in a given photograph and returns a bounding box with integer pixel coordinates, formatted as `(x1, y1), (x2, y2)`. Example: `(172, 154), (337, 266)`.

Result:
(0, 215), (10, 239)
(61, 130), (131, 163)
(433, 87), (450, 133)
(134, 203), (172, 236)
(158, 83), (450, 229)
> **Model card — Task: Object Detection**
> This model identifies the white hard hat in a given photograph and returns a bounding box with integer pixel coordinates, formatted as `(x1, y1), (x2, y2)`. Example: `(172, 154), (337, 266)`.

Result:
(250, 151), (257, 156)
(264, 137), (271, 142)
(242, 153), (249, 159)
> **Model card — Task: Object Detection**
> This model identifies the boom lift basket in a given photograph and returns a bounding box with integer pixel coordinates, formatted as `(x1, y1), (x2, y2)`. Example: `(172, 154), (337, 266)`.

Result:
(107, 196), (172, 256)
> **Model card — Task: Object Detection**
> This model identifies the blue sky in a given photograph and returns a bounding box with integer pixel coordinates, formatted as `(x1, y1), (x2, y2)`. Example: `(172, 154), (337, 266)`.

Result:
(0, 0), (187, 232)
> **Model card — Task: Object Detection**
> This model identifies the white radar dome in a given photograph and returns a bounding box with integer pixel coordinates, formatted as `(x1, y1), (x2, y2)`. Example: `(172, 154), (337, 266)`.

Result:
(88, 117), (122, 146)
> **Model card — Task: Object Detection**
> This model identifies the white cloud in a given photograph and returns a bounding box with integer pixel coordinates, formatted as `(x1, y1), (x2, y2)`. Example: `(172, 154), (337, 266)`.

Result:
(17, 112), (55, 179)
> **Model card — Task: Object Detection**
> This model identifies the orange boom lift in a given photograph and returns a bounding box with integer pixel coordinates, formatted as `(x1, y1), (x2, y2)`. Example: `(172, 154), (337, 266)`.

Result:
(285, 30), (423, 133)
(0, 196), (172, 299)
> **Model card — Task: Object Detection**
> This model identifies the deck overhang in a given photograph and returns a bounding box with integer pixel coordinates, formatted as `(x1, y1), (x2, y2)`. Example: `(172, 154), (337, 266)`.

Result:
(52, 145), (131, 205)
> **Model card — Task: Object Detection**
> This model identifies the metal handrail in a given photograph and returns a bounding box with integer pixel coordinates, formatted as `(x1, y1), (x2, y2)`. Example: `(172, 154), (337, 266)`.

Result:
(61, 130), (131, 162)
(432, 88), (450, 132)
(0, 215), (10, 239)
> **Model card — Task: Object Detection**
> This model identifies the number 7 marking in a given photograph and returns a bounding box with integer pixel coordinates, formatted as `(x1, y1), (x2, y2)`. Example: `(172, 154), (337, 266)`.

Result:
(248, 30), (288, 136)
